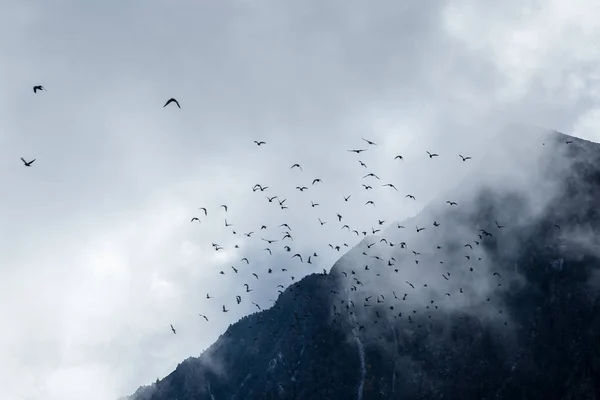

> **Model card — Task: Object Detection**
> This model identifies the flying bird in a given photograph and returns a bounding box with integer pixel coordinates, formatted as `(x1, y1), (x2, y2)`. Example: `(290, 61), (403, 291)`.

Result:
(163, 98), (181, 108)
(363, 173), (380, 180)
(382, 183), (398, 191)
(394, 155), (403, 160)
(20, 157), (35, 167)
(446, 201), (457, 206)
(33, 85), (45, 93)
(426, 151), (439, 158)
(362, 138), (377, 145)
(459, 155), (472, 161)
(190, 217), (200, 223)
(170, 324), (176, 334)
(290, 164), (302, 170)
(348, 149), (368, 154)
(198, 207), (208, 216)
(254, 141), (266, 146)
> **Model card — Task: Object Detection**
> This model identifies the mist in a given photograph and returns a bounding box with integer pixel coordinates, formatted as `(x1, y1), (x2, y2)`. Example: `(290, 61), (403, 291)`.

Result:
(3, 1), (600, 399)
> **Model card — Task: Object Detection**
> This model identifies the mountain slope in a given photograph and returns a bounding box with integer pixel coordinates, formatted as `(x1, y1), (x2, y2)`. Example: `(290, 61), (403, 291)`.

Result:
(125, 129), (600, 400)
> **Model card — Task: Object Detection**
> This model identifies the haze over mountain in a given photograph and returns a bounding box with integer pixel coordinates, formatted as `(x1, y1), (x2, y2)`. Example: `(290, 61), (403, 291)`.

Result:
(4, 1), (600, 400)
(124, 129), (600, 399)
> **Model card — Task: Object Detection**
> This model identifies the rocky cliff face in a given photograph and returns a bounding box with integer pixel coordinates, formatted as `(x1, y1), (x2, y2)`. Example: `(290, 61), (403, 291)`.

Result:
(125, 130), (600, 400)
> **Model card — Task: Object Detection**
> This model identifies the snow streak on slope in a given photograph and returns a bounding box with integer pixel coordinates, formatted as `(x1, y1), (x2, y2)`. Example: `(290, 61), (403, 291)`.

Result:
(347, 292), (366, 400)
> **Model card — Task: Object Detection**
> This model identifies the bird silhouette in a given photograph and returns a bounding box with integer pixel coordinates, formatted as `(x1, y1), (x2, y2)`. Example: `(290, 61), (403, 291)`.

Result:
(20, 157), (36, 167)
(163, 98), (181, 108)
(33, 85), (45, 93)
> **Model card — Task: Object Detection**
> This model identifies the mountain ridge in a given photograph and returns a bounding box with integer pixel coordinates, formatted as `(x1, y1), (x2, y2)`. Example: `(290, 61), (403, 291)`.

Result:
(124, 129), (600, 400)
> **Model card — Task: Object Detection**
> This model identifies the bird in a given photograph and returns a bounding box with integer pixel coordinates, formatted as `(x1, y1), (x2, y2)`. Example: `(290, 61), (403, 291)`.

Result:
(362, 138), (377, 145)
(263, 248), (272, 255)
(344, 195), (351, 202)
(406, 281), (415, 289)
(190, 217), (200, 223)
(446, 201), (457, 206)
(459, 154), (472, 161)
(394, 155), (403, 160)
(20, 157), (35, 167)
(495, 221), (505, 228)
(382, 183), (398, 191)
(199, 314), (209, 322)
(290, 164), (302, 170)
(406, 194), (415, 200)
(365, 201), (375, 206)
(170, 324), (176, 334)
(221, 205), (228, 212)
(416, 226), (426, 232)
(292, 254), (303, 262)
(163, 98), (181, 108)
(312, 178), (322, 185)
(222, 305), (229, 313)
(363, 173), (380, 180)
(426, 151), (439, 158)
(198, 207), (208, 216)
(241, 258), (249, 264)
(33, 85), (45, 93)
(254, 141), (266, 146)
(348, 149), (368, 154)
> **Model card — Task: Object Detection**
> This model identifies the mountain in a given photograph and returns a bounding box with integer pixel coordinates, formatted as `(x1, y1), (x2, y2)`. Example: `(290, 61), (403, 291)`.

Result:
(124, 129), (600, 400)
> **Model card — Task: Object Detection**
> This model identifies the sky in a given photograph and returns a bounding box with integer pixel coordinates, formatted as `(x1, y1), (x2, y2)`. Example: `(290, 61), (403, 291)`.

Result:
(2, 1), (600, 399)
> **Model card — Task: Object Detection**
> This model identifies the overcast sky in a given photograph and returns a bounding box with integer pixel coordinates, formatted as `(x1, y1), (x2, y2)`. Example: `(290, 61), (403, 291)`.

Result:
(2, 1), (600, 399)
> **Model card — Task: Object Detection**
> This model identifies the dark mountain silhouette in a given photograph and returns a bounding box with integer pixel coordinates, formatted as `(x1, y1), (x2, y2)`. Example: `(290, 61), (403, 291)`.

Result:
(123, 130), (600, 400)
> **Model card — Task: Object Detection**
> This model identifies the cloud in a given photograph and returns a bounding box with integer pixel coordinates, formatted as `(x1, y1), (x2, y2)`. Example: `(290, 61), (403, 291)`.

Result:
(2, 1), (600, 399)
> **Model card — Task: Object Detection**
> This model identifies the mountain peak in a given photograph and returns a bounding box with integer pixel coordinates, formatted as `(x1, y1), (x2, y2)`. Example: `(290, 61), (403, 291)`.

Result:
(125, 127), (600, 400)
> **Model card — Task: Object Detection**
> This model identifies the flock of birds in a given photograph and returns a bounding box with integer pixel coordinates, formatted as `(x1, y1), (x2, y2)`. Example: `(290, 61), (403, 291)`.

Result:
(24, 88), (570, 343)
